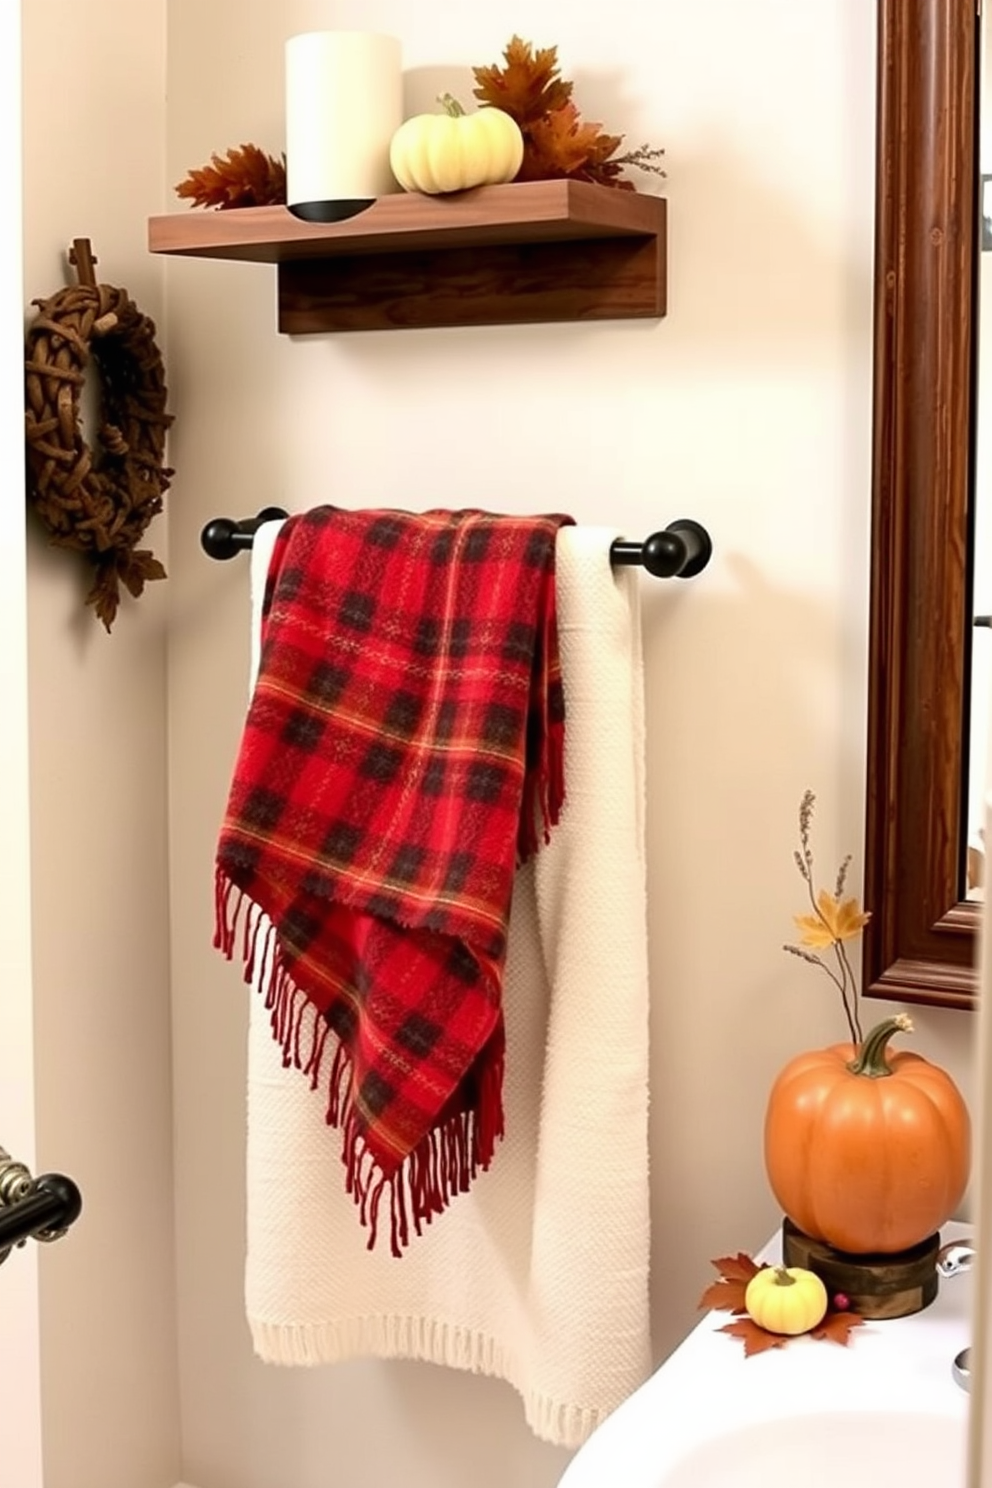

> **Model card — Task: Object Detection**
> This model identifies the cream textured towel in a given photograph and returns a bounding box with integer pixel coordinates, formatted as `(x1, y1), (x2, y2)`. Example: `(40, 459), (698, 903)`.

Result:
(243, 519), (651, 1449)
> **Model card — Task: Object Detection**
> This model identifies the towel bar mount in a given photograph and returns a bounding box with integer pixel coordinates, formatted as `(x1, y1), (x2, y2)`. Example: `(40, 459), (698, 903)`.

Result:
(0, 1146), (82, 1265)
(200, 509), (712, 580)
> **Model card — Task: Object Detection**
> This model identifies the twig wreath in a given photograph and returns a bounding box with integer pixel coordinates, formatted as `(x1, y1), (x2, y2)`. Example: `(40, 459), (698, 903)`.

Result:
(24, 240), (173, 631)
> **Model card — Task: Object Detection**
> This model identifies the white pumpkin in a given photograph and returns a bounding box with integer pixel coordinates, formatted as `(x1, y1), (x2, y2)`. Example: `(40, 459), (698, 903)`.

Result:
(389, 94), (524, 195)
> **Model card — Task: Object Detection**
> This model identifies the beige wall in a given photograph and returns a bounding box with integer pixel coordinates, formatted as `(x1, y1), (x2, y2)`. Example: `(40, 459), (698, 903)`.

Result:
(163, 3), (977, 1488)
(0, 4), (44, 1484)
(21, 4), (180, 1487)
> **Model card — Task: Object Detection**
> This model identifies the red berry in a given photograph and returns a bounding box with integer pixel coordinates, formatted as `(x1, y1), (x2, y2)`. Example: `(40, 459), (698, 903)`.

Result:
(832, 1292), (851, 1312)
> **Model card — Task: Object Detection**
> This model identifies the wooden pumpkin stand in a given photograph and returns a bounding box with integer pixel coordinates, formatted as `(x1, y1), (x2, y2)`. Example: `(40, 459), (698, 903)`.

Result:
(781, 1221), (939, 1321)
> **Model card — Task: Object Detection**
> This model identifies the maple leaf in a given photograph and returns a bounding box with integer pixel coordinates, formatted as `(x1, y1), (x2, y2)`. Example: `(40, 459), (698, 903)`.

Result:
(699, 1279), (750, 1314)
(520, 102), (605, 180)
(89, 571), (120, 633)
(698, 1253), (767, 1315)
(719, 1318), (790, 1357)
(794, 889), (872, 949)
(570, 123), (633, 189)
(472, 35), (573, 125)
(711, 1253), (764, 1284)
(810, 1310), (865, 1346)
(519, 102), (637, 188)
(472, 36), (665, 190)
(120, 550), (167, 598)
(175, 144), (287, 210)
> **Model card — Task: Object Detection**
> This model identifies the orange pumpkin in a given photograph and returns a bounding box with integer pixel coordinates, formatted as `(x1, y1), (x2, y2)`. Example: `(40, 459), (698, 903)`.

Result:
(764, 1015), (970, 1254)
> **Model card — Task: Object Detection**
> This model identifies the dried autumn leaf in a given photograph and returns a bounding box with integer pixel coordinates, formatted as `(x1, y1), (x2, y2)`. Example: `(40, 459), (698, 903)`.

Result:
(517, 101), (601, 179)
(91, 579), (120, 633)
(698, 1254), (768, 1315)
(568, 122), (636, 190)
(585, 163), (636, 190)
(712, 1253), (764, 1284)
(699, 1279), (750, 1314)
(472, 35), (573, 124)
(175, 143), (287, 210)
(794, 889), (871, 949)
(516, 101), (624, 185)
(809, 1310), (865, 1346)
(120, 551), (167, 598)
(472, 35), (665, 190)
(719, 1317), (790, 1357)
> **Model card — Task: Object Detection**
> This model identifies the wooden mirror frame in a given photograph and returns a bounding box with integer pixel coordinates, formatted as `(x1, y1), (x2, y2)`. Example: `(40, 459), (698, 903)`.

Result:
(864, 0), (980, 1009)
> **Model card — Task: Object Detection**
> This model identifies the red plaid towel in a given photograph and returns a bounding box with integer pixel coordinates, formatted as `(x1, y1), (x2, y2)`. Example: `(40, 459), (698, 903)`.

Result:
(215, 505), (572, 1254)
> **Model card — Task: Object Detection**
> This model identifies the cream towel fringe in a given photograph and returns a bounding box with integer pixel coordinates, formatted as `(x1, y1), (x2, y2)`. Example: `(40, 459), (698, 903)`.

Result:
(251, 1314), (604, 1448)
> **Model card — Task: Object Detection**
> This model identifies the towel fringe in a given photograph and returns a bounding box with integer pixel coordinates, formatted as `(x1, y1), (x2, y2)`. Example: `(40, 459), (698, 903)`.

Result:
(215, 866), (504, 1258)
(248, 1310), (607, 1450)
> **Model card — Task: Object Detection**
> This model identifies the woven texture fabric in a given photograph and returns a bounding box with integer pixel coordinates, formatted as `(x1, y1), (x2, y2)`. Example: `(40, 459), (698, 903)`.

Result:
(215, 505), (571, 1253)
(244, 521), (652, 1448)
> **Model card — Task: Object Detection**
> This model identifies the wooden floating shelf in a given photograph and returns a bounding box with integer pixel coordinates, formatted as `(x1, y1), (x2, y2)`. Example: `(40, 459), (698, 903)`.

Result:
(148, 180), (667, 334)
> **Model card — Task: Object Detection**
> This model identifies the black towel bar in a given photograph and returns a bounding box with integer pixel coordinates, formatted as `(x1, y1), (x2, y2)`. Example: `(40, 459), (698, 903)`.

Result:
(200, 509), (713, 580)
(0, 1175), (82, 1254)
(0, 1143), (83, 1264)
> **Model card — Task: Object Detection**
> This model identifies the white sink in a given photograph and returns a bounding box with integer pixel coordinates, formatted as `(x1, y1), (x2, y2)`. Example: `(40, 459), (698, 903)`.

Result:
(655, 1410), (963, 1488)
(559, 1225), (973, 1488)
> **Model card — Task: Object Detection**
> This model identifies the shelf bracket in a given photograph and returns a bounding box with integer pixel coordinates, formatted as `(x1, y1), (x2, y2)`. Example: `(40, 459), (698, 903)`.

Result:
(277, 229), (665, 334)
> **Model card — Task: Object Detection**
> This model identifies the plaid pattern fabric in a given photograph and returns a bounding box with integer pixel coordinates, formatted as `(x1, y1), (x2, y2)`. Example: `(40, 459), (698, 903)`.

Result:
(215, 505), (572, 1254)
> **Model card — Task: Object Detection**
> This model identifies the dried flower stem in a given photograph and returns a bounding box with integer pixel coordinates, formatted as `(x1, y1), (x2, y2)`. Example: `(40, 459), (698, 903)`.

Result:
(787, 791), (866, 1047)
(835, 940), (864, 1043)
(611, 144), (667, 178)
(835, 853), (852, 898)
(798, 868), (861, 1045)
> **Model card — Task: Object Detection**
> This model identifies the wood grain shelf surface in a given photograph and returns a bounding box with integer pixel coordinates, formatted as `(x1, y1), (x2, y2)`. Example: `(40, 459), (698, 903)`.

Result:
(148, 181), (667, 333)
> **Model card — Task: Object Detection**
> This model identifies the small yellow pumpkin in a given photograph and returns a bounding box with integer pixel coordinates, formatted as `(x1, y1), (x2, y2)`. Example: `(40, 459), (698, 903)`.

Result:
(389, 93), (524, 195)
(744, 1265), (828, 1335)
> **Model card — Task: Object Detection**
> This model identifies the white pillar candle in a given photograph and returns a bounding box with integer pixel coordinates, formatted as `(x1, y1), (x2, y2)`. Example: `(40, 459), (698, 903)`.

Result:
(285, 31), (402, 222)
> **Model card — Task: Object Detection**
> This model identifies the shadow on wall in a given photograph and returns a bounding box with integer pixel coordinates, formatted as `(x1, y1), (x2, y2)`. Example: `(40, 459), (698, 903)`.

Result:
(23, 515), (164, 660)
(639, 555), (844, 1362)
(380, 1359), (573, 1487)
(402, 64), (478, 117)
(283, 165), (863, 402)
(641, 550), (840, 825)
(397, 59), (863, 358)
(216, 1349), (572, 1488)
(567, 57), (869, 361)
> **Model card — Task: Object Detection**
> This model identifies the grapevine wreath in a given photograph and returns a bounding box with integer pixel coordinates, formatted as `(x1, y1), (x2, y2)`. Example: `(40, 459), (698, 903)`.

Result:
(24, 240), (173, 632)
